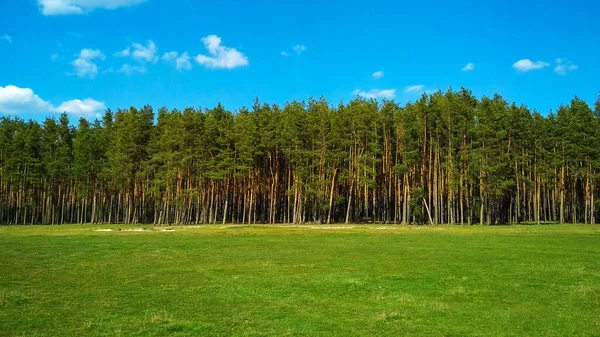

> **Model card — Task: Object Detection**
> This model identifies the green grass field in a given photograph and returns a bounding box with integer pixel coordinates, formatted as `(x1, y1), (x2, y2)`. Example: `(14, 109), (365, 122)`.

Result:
(1, 224), (599, 336)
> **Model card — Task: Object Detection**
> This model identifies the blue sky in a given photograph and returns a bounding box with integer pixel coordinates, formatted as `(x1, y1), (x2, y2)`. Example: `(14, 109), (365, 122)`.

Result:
(0, 0), (599, 121)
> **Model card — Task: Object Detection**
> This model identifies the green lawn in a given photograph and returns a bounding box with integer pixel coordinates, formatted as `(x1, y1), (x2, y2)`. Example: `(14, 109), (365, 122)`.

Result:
(1, 224), (599, 336)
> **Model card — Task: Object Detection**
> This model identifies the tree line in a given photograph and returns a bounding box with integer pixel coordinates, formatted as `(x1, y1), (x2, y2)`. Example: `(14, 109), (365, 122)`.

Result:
(1, 88), (599, 225)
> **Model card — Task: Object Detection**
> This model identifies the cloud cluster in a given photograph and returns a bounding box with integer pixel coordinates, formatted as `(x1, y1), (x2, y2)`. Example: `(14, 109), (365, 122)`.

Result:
(70, 48), (105, 79)
(115, 40), (158, 63)
(0, 85), (105, 118)
(67, 35), (248, 79)
(281, 44), (306, 57)
(162, 51), (192, 71)
(352, 89), (396, 99)
(38, 0), (147, 15)
(114, 40), (158, 75)
(293, 44), (306, 54)
(195, 35), (249, 69)
(512, 58), (578, 75)
(352, 78), (436, 101)
(1, 34), (11, 43)
(554, 58), (578, 76)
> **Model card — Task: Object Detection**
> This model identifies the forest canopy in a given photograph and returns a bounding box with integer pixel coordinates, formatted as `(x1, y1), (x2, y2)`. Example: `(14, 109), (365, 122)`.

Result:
(1, 88), (600, 225)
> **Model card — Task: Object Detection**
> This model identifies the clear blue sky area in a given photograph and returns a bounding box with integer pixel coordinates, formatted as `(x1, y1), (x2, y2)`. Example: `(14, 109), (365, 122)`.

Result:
(1, 0), (599, 120)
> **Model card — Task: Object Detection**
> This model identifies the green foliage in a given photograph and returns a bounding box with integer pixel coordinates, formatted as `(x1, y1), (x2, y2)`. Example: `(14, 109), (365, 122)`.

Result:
(410, 187), (424, 223)
(392, 164), (409, 176)
(1, 88), (599, 225)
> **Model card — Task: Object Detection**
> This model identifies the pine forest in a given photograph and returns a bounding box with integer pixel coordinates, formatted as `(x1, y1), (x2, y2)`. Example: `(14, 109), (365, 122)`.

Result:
(2, 88), (600, 226)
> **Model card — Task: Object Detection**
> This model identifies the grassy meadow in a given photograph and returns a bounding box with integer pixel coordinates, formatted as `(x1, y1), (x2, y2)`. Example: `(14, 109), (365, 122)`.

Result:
(0, 224), (599, 336)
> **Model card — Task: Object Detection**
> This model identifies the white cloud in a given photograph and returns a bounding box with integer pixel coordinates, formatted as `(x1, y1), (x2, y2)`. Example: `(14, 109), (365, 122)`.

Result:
(462, 62), (474, 71)
(0, 85), (105, 118)
(404, 85), (425, 93)
(175, 53), (191, 71)
(114, 47), (131, 57)
(114, 41), (158, 74)
(512, 59), (549, 72)
(51, 53), (59, 61)
(162, 51), (178, 62)
(118, 64), (147, 75)
(293, 44), (306, 54)
(554, 58), (578, 76)
(55, 99), (106, 118)
(372, 71), (384, 79)
(115, 41), (157, 62)
(352, 89), (396, 99)
(70, 48), (105, 79)
(1, 34), (11, 43)
(131, 40), (158, 63)
(162, 51), (192, 71)
(0, 85), (53, 114)
(281, 45), (306, 57)
(38, 0), (147, 15)
(195, 35), (249, 69)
